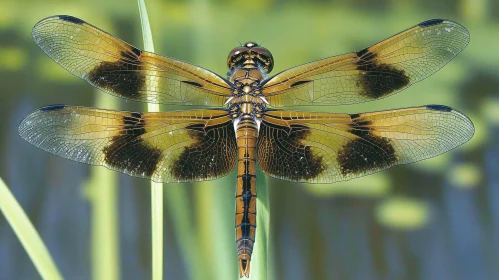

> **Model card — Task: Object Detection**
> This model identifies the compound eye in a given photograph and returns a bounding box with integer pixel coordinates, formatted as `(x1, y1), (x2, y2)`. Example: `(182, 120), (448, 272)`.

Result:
(251, 47), (274, 73)
(251, 47), (272, 58)
(227, 47), (249, 68)
(228, 47), (249, 60)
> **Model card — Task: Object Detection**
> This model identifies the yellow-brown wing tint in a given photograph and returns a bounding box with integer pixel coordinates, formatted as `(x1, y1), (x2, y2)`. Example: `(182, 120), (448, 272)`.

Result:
(261, 19), (469, 107)
(32, 15), (233, 106)
(19, 105), (236, 183)
(257, 105), (474, 183)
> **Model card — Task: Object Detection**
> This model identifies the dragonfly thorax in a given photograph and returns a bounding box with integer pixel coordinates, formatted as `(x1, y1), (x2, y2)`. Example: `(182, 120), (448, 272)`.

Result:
(227, 65), (267, 121)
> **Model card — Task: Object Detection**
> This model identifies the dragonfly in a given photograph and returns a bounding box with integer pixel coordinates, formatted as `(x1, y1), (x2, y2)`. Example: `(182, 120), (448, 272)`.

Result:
(19, 15), (474, 278)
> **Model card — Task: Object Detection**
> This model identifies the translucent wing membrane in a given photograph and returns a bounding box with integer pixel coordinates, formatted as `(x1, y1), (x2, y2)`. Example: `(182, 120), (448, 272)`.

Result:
(257, 105), (474, 183)
(19, 105), (237, 183)
(261, 19), (469, 107)
(32, 15), (233, 106)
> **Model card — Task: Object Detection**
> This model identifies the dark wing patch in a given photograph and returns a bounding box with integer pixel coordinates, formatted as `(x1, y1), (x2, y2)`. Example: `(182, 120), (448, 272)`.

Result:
(172, 123), (237, 181)
(337, 115), (396, 175)
(261, 20), (469, 107)
(18, 106), (237, 183)
(88, 50), (145, 100)
(103, 113), (161, 177)
(32, 15), (233, 107)
(257, 122), (325, 181)
(355, 48), (410, 99)
(171, 122), (237, 181)
(337, 136), (396, 176)
(257, 107), (473, 183)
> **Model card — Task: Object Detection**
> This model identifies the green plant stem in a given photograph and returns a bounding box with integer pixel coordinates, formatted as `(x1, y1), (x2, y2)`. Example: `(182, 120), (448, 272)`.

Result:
(83, 90), (120, 280)
(165, 186), (204, 279)
(194, 176), (236, 280)
(189, 1), (235, 278)
(138, 0), (155, 54)
(137, 1), (163, 280)
(251, 169), (271, 280)
(0, 177), (63, 280)
(150, 181), (163, 280)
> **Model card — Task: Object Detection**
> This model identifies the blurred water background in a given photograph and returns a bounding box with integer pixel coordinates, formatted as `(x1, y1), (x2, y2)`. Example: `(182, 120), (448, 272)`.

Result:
(0, 0), (498, 279)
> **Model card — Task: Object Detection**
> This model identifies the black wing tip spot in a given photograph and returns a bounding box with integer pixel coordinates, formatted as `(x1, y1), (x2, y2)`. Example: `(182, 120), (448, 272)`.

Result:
(40, 104), (65, 111)
(419, 19), (444, 28)
(426, 104), (452, 112)
(182, 81), (203, 88)
(58, 15), (85, 25)
(290, 80), (312, 88)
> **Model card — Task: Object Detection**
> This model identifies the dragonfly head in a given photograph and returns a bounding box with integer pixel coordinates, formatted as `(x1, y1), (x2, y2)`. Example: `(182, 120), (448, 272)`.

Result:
(227, 42), (274, 73)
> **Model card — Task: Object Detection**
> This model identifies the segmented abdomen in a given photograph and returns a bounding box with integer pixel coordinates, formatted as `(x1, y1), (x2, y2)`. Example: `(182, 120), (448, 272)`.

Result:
(235, 116), (258, 278)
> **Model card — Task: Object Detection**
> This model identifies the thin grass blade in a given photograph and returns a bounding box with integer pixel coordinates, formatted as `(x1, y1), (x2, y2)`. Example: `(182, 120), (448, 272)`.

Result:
(0, 177), (63, 280)
(251, 169), (271, 280)
(137, 1), (163, 280)
(83, 91), (120, 280)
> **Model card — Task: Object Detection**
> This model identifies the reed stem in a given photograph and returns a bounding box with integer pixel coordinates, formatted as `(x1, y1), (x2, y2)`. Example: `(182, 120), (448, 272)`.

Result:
(83, 88), (120, 280)
(137, 1), (163, 280)
(251, 169), (271, 280)
(0, 177), (63, 280)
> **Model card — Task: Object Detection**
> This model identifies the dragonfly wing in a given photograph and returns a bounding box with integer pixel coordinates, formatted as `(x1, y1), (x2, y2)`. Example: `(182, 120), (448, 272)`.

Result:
(19, 105), (237, 183)
(257, 105), (474, 183)
(261, 20), (469, 107)
(32, 15), (233, 106)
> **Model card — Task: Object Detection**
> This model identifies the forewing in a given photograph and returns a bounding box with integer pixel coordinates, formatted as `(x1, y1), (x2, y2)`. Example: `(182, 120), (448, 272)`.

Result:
(261, 19), (469, 107)
(32, 15), (233, 106)
(19, 105), (237, 183)
(257, 105), (474, 183)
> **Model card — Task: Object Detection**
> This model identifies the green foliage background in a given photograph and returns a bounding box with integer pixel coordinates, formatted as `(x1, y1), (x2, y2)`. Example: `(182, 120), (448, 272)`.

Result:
(0, 0), (498, 279)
